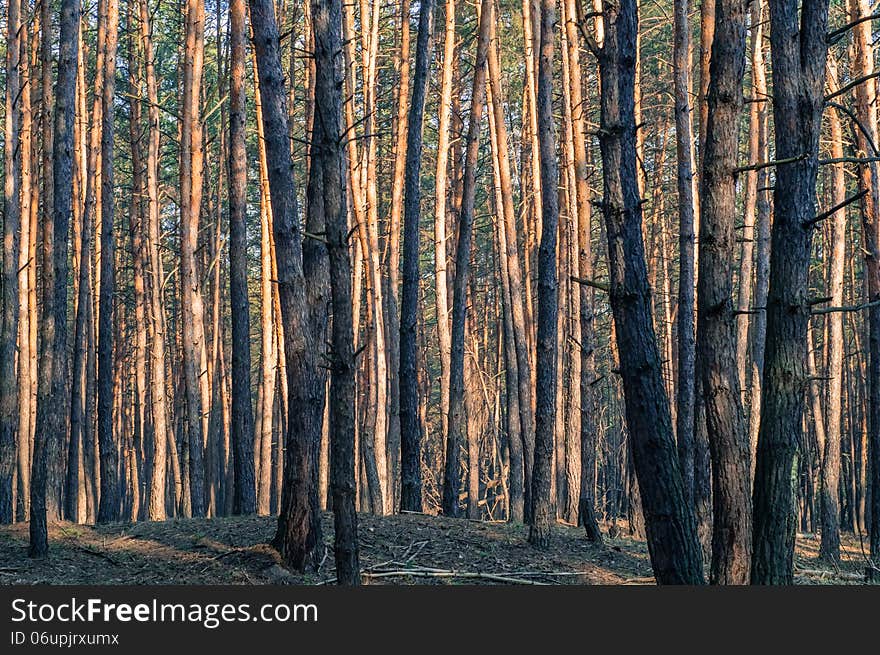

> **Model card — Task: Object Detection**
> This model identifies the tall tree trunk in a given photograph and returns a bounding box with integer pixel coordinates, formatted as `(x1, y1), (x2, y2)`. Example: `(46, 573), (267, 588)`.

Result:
(819, 57), (846, 563)
(443, 0), (492, 518)
(30, 0), (78, 556)
(672, 0), (698, 505)
(596, 0), (705, 584)
(250, 0), (323, 571)
(96, 0), (120, 524)
(696, 0), (752, 583)
(433, 0), (455, 456)
(528, 0), (560, 549)
(229, 0), (256, 515)
(845, 0), (880, 568)
(140, 0), (171, 521)
(180, 0), (207, 518)
(486, 13), (531, 523)
(313, 0), (361, 585)
(751, 0), (829, 585)
(399, 0), (433, 513)
(0, 0), (22, 522)
(746, 0), (770, 476)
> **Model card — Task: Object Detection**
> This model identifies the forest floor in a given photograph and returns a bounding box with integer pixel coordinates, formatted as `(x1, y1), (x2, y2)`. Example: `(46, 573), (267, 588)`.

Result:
(0, 513), (871, 585)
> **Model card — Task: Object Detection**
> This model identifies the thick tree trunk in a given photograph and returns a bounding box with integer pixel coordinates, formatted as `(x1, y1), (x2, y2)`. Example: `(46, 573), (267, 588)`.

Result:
(751, 0), (829, 584)
(250, 0), (323, 571)
(696, 0), (752, 583)
(399, 0), (433, 512)
(596, 0), (705, 584)
(30, 0), (78, 557)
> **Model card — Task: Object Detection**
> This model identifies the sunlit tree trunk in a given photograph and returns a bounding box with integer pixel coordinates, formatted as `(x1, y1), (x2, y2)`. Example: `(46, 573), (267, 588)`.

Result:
(443, 0), (492, 518)
(0, 0), (22, 523)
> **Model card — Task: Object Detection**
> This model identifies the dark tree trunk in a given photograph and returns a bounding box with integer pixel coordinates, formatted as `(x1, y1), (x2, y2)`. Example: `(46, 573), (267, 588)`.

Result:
(30, 0), (78, 557)
(313, 0), (361, 585)
(228, 0), (256, 515)
(696, 0), (752, 583)
(528, 0), (559, 549)
(399, 0), (434, 512)
(672, 0), (697, 507)
(596, 0), (705, 584)
(96, 0), (120, 524)
(443, 0), (492, 518)
(250, 0), (323, 572)
(751, 0), (829, 584)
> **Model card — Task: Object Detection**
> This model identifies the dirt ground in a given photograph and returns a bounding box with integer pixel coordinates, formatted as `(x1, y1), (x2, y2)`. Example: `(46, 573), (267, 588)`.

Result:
(0, 513), (870, 585)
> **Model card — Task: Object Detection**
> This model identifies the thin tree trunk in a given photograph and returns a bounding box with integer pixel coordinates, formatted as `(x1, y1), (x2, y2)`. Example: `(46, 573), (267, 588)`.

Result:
(313, 0), (361, 585)
(399, 0), (433, 512)
(140, 0), (171, 521)
(229, 0), (256, 515)
(486, 14), (530, 523)
(443, 0), (492, 518)
(96, 0), (120, 524)
(433, 0), (455, 456)
(528, 0), (560, 549)
(819, 57), (846, 563)
(0, 0), (22, 522)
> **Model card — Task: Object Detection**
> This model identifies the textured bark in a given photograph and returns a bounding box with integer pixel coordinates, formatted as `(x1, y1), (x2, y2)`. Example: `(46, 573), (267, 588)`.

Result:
(846, 0), (880, 567)
(0, 0), (22, 523)
(696, 0), (752, 583)
(486, 15), (530, 523)
(443, 0), (492, 518)
(250, 0), (322, 571)
(528, 0), (559, 549)
(30, 0), (78, 557)
(313, 0), (361, 585)
(252, 69), (275, 516)
(597, 0), (705, 584)
(746, 0), (770, 476)
(229, 0), (256, 515)
(96, 0), (120, 524)
(139, 0), (171, 521)
(433, 0), (455, 453)
(399, 0), (433, 513)
(16, 22), (36, 522)
(179, 0), (207, 518)
(818, 58), (845, 563)
(672, 0), (698, 505)
(751, 0), (829, 584)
